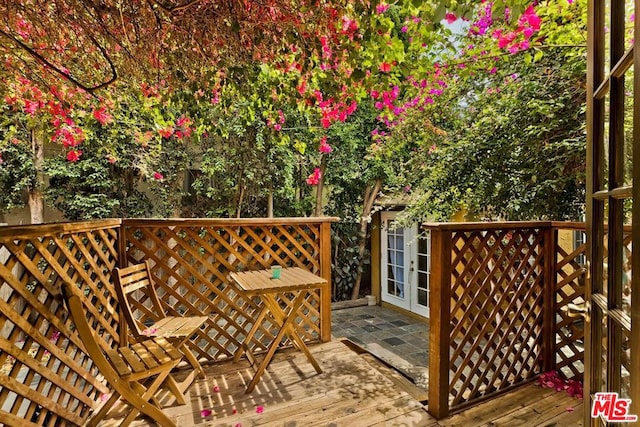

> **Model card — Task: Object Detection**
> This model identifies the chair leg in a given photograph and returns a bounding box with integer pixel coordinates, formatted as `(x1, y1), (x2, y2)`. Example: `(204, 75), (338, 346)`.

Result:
(180, 344), (207, 380)
(164, 374), (187, 405)
(86, 391), (121, 427)
(121, 371), (173, 426)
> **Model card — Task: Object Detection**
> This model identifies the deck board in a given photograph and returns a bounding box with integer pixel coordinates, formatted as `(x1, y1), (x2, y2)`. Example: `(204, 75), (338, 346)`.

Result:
(100, 340), (582, 426)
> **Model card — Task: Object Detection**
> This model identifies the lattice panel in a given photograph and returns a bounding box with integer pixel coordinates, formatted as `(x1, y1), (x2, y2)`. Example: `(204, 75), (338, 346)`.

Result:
(448, 228), (545, 410)
(554, 229), (586, 381)
(0, 220), (121, 427)
(122, 220), (325, 363)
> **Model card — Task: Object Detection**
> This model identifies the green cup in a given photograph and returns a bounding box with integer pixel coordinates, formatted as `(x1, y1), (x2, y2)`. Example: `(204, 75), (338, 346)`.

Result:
(271, 265), (282, 279)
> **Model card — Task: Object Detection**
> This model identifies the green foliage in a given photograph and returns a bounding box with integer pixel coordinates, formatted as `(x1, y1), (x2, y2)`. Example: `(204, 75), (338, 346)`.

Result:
(331, 222), (366, 301)
(324, 102), (383, 221)
(0, 139), (35, 211)
(0, 104), (37, 212)
(400, 48), (587, 221)
(45, 149), (119, 220)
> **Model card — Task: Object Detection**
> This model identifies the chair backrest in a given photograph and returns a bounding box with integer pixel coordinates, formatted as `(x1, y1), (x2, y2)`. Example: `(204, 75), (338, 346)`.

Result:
(61, 282), (128, 389)
(113, 261), (166, 340)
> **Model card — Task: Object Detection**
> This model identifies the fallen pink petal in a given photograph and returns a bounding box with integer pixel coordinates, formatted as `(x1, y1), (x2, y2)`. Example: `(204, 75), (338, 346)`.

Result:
(213, 385), (220, 392)
(256, 406), (264, 414)
(566, 407), (575, 412)
(201, 409), (212, 417)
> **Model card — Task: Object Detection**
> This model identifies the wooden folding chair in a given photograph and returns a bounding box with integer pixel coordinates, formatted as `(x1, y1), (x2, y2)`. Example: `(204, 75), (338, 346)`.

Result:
(60, 282), (184, 427)
(113, 261), (209, 389)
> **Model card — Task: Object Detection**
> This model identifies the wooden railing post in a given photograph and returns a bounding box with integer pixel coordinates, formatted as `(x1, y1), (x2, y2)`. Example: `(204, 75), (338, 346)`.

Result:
(319, 220), (332, 342)
(542, 225), (557, 373)
(428, 227), (452, 419)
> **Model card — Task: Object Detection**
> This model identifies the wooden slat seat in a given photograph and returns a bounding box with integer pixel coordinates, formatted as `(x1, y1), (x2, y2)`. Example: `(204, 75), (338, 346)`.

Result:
(60, 283), (185, 427)
(114, 261), (209, 389)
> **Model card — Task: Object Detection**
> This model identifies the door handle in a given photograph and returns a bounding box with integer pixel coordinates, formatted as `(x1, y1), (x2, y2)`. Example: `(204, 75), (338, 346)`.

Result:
(562, 301), (591, 321)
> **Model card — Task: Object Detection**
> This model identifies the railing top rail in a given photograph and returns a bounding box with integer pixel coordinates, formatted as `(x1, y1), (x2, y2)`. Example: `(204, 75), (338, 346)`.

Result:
(422, 221), (554, 231)
(422, 221), (590, 231)
(122, 217), (340, 227)
(549, 221), (587, 230)
(0, 218), (122, 239)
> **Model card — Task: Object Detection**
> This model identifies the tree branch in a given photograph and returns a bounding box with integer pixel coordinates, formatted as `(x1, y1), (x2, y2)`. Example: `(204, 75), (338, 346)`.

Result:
(150, 0), (206, 14)
(0, 29), (117, 95)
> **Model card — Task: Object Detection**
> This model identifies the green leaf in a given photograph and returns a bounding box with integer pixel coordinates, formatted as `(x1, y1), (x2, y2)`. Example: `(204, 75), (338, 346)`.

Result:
(351, 69), (366, 81)
(433, 3), (446, 23)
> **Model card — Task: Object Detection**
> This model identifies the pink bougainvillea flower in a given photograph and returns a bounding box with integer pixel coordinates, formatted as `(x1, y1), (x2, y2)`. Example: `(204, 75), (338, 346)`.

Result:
(100, 393), (111, 402)
(232, 407), (237, 414)
(176, 115), (191, 128)
(306, 168), (322, 185)
(92, 107), (113, 125)
(213, 385), (220, 392)
(379, 62), (392, 73)
(376, 3), (389, 14)
(142, 327), (158, 334)
(200, 409), (212, 417)
(297, 80), (307, 95)
(66, 150), (82, 162)
(319, 136), (333, 154)
(235, 424), (242, 427)
(152, 173), (163, 181)
(445, 13), (457, 24)
(523, 6), (541, 30)
(24, 99), (39, 115)
(566, 380), (583, 399)
(158, 126), (174, 139)
(401, 25), (408, 33)
(341, 16), (358, 38)
(256, 406), (264, 414)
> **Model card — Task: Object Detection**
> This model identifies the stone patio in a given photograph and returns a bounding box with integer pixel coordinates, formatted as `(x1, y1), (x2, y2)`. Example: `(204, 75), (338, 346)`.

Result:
(330, 305), (429, 388)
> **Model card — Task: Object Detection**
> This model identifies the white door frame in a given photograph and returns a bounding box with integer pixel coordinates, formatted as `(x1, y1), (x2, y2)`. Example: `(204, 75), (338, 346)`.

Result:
(411, 230), (430, 318)
(380, 212), (430, 317)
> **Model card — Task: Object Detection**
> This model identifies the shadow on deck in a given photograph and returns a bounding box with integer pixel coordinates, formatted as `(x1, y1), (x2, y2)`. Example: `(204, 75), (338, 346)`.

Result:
(101, 340), (583, 426)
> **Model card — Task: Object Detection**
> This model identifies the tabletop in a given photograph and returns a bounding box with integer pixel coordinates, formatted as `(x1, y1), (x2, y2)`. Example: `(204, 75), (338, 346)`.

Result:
(229, 267), (327, 295)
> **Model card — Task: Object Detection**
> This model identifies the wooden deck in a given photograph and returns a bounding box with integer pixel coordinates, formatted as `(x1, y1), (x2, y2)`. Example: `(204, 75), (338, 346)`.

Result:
(101, 340), (583, 426)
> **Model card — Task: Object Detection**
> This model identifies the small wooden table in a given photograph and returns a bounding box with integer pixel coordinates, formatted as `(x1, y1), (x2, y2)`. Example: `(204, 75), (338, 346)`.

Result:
(230, 267), (327, 393)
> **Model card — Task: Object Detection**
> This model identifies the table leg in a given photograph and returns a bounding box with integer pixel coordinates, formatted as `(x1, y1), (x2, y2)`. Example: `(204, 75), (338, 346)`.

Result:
(233, 304), (269, 363)
(245, 294), (307, 393)
(263, 292), (322, 374)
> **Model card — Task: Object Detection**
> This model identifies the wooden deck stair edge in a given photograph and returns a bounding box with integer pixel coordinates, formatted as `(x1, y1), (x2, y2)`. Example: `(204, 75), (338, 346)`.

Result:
(339, 338), (429, 403)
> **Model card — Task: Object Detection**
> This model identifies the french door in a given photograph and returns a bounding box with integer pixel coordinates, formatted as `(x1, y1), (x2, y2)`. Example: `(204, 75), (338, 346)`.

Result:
(585, 0), (638, 425)
(380, 212), (430, 317)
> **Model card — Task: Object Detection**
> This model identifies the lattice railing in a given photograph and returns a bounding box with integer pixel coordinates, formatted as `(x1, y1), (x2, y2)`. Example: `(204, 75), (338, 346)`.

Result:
(426, 222), (588, 419)
(0, 220), (121, 427)
(553, 223), (586, 381)
(120, 218), (333, 363)
(1, 217), (587, 425)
